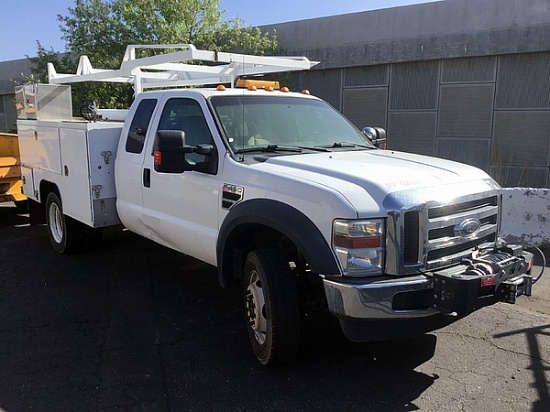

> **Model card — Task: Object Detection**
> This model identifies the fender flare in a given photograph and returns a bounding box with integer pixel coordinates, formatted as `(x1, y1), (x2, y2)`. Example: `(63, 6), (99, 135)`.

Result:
(217, 199), (340, 287)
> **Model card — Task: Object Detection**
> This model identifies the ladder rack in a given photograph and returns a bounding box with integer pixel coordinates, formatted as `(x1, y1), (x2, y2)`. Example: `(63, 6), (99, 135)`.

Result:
(48, 44), (318, 94)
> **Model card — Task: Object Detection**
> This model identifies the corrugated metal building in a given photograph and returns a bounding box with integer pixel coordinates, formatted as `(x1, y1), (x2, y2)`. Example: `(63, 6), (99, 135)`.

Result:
(263, 0), (550, 188)
(1, 0), (549, 187)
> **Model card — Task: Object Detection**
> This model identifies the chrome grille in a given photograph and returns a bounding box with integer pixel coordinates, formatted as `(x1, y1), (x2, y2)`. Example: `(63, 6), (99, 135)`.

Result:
(424, 195), (498, 269)
(383, 180), (502, 276)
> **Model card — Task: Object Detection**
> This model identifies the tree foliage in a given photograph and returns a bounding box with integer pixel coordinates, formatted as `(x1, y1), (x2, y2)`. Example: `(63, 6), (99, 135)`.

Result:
(30, 0), (279, 110)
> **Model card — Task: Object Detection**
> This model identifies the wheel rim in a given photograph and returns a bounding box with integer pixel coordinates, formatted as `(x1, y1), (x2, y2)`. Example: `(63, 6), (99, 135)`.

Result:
(245, 270), (267, 345)
(48, 201), (64, 244)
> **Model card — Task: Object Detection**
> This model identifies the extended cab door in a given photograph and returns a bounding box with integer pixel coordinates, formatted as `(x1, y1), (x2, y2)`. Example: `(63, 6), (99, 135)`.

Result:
(139, 95), (222, 265)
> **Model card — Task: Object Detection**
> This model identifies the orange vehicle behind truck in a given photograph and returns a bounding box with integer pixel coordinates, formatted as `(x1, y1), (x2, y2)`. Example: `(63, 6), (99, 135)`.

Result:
(0, 132), (27, 211)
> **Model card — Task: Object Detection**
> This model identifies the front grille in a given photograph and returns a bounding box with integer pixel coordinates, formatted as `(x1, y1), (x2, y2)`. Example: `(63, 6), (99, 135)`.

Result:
(399, 194), (499, 272)
(424, 195), (499, 269)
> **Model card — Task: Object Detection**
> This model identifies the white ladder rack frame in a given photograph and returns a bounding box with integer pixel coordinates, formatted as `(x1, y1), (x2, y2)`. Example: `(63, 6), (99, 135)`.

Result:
(47, 44), (318, 94)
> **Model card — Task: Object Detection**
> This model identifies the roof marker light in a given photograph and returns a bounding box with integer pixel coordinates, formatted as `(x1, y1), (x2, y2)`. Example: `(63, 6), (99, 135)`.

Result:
(216, 85), (226, 91)
(281, 86), (290, 93)
(302, 89), (310, 95)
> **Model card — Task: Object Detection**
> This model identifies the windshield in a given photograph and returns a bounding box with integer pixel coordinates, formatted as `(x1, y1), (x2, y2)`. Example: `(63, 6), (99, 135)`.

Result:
(209, 95), (373, 153)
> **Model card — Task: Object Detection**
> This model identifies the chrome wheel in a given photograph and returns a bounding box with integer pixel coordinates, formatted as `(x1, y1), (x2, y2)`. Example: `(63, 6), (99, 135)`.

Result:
(243, 249), (301, 365)
(48, 200), (64, 244)
(245, 269), (267, 345)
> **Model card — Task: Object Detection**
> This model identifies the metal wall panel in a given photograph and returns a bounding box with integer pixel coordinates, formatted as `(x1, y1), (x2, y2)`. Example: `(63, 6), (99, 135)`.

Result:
(387, 112), (437, 156)
(496, 52), (550, 108)
(492, 111), (550, 167)
(300, 69), (342, 110)
(344, 65), (388, 87)
(437, 138), (491, 171)
(389, 61), (439, 110)
(343, 88), (387, 129)
(441, 56), (497, 83)
(489, 165), (549, 187)
(438, 84), (494, 137)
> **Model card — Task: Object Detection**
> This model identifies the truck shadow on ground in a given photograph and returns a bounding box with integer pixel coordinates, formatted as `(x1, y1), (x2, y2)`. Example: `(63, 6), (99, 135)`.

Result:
(0, 207), (438, 411)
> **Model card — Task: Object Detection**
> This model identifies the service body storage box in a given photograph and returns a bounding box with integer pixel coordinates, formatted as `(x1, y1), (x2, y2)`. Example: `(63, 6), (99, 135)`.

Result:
(18, 119), (123, 227)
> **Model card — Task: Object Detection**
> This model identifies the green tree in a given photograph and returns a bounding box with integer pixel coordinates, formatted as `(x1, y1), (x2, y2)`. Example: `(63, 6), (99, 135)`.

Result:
(30, 0), (279, 110)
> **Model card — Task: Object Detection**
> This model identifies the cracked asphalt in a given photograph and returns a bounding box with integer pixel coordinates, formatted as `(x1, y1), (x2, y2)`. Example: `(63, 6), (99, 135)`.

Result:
(0, 203), (549, 412)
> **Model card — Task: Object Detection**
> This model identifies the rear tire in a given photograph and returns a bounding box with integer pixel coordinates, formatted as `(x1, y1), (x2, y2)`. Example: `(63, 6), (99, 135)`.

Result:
(45, 192), (82, 253)
(243, 248), (301, 365)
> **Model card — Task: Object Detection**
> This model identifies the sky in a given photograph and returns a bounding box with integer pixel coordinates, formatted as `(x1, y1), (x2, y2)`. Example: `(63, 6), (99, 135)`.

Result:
(0, 0), (441, 62)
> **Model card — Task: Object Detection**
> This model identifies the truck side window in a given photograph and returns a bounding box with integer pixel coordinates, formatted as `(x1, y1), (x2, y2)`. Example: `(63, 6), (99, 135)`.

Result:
(157, 98), (214, 165)
(126, 99), (157, 154)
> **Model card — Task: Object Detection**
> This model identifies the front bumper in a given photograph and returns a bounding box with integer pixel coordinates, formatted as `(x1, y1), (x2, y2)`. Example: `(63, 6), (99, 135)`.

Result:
(323, 246), (534, 323)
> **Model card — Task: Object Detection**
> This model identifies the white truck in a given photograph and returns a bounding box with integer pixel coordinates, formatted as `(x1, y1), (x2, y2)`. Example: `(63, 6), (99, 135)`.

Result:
(17, 45), (536, 365)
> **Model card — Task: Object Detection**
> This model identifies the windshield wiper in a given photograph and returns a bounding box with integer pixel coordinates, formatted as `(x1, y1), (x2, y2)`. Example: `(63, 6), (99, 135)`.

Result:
(316, 142), (375, 150)
(297, 146), (331, 152)
(234, 144), (303, 154)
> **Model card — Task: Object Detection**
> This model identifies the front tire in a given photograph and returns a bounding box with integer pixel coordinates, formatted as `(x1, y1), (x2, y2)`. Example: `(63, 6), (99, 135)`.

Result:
(45, 192), (82, 253)
(243, 248), (301, 365)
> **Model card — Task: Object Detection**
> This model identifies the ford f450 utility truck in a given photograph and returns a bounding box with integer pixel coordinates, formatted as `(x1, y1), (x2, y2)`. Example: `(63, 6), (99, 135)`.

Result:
(17, 45), (536, 365)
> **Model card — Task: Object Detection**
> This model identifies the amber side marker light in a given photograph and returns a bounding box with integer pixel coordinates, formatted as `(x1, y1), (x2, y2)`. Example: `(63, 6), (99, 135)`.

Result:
(333, 235), (381, 249)
(154, 151), (162, 166)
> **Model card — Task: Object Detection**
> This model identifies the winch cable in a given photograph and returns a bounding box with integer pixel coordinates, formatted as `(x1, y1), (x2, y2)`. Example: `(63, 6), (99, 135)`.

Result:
(526, 244), (547, 284)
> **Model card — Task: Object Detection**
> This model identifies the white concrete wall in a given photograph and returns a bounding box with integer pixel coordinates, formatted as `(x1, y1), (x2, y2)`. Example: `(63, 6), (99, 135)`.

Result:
(501, 188), (550, 247)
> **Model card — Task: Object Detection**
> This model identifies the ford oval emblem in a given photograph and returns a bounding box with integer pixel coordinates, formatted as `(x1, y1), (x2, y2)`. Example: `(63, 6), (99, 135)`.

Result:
(454, 218), (481, 238)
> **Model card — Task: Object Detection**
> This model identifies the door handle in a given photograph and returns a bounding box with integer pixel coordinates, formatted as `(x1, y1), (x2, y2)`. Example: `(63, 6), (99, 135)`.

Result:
(143, 168), (151, 188)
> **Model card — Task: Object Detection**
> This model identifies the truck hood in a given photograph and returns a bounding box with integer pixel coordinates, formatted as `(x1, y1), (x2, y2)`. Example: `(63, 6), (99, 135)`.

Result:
(256, 149), (497, 215)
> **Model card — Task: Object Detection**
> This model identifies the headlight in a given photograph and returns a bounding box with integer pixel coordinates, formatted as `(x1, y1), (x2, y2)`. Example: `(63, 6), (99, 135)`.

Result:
(332, 219), (385, 277)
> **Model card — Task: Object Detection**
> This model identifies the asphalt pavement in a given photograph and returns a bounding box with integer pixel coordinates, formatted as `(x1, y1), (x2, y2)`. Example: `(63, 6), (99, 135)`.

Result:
(0, 203), (548, 412)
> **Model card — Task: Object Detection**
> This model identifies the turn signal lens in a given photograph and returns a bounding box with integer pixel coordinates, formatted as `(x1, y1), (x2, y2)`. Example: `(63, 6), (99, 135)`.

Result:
(154, 151), (162, 165)
(333, 235), (380, 249)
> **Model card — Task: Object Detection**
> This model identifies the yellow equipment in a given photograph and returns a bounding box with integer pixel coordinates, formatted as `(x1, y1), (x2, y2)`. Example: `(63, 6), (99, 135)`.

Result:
(0, 132), (27, 209)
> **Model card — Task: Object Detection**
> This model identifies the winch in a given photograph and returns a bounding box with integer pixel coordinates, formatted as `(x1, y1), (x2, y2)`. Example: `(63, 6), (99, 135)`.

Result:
(432, 245), (534, 316)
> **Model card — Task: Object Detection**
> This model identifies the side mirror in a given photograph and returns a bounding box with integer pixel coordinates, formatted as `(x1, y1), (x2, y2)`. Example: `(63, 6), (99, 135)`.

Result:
(154, 131), (218, 174)
(154, 130), (193, 173)
(362, 126), (387, 149)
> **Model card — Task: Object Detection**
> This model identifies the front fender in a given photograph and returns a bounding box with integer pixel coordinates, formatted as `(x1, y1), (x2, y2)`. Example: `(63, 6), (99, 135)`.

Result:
(217, 199), (340, 287)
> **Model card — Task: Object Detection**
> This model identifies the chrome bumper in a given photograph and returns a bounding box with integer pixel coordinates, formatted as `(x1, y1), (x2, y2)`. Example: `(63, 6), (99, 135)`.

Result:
(323, 275), (439, 320)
